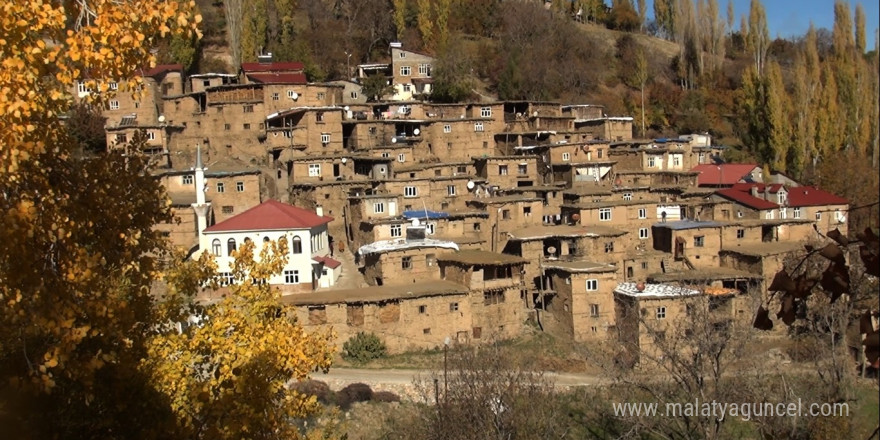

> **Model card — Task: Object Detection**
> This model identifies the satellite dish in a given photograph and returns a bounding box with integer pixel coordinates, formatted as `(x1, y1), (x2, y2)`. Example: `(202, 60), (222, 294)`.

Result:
(158, 115), (165, 123)
(571, 213), (581, 222)
(413, 128), (421, 136)
(411, 218), (421, 227)
(291, 92), (299, 100)
(466, 181), (475, 190)
(391, 137), (397, 143)
(341, 157), (347, 163)
(546, 246), (557, 254)
(838, 216), (846, 224)
(343, 106), (350, 111)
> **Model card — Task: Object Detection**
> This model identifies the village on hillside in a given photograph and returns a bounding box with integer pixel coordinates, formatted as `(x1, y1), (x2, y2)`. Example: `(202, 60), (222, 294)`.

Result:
(86, 44), (854, 363)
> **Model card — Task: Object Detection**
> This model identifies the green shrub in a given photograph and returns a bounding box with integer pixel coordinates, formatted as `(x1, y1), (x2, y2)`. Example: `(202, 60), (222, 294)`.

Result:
(342, 332), (387, 363)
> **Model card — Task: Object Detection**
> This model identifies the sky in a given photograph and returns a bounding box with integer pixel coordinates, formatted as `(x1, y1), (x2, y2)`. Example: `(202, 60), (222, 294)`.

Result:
(647, 0), (880, 41)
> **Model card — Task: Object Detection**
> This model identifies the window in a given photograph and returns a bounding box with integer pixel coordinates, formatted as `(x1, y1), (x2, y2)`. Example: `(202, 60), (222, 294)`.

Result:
(656, 306), (667, 319)
(443, 124), (451, 133)
(501, 210), (510, 220)
(447, 185), (456, 196)
(793, 207), (801, 218)
(590, 304), (600, 317)
(146, 131), (156, 141)
(816, 212), (822, 220)
(523, 206), (531, 216)
(272, 92), (279, 100)
(398, 153), (406, 163)
(221, 206), (234, 214)
(779, 207), (787, 219)
(648, 157), (656, 167)
(597, 149), (604, 158)
(599, 208), (611, 221)
(400, 66), (411, 76)
(694, 235), (705, 247)
(480, 106), (492, 117)
(308, 164), (321, 177)
(562, 152), (571, 161)
(373, 202), (385, 214)
(402, 84), (411, 92)
(449, 302), (459, 312)
(284, 270), (300, 284)
(641, 261), (648, 269)
(639, 228), (649, 239)
(109, 82), (118, 91)
(623, 192), (633, 201)
(321, 133), (330, 144)
(673, 155), (681, 166)
(231, 181), (243, 192)
(427, 254), (436, 266)
(291, 236), (302, 254)
(736, 229), (745, 239)
(287, 90), (297, 99)
(77, 82), (90, 94)
(227, 238), (237, 254)
(243, 123), (251, 130)
(404, 186), (418, 197)
(211, 239), (222, 256)
(317, 92), (325, 100)
(737, 210), (744, 218)
(418, 305), (427, 314)
(586, 279), (598, 291)
(426, 223), (435, 235)
(604, 242), (614, 253)
(766, 211), (774, 219)
(638, 208), (647, 219)
(243, 105), (253, 113)
(473, 223), (481, 231)
(381, 152), (390, 158)
(350, 91), (358, 99)
(498, 165), (508, 175)
(182, 175), (193, 185)
(402, 256), (412, 270)
(419, 63), (430, 75)
(109, 100), (119, 110)
(216, 182), (225, 193)
(316, 112), (324, 122)
(218, 272), (234, 286)
(224, 123), (231, 131)
(474, 122), (484, 132)
(483, 290), (505, 305)
(134, 101), (140, 108)
(518, 164), (528, 175)
(399, 51), (407, 58)
(390, 224), (402, 237)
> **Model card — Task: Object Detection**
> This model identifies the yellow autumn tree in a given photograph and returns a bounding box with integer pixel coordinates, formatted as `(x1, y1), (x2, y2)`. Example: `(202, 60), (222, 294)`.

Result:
(146, 238), (335, 439)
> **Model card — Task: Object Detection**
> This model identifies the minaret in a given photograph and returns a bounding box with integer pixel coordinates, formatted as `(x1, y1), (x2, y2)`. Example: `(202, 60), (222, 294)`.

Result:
(191, 145), (211, 254)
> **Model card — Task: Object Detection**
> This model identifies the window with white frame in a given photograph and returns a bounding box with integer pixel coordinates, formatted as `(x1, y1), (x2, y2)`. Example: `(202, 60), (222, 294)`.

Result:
(656, 306), (666, 319)
(400, 66), (411, 76)
(426, 223), (435, 235)
(272, 92), (279, 100)
(638, 208), (647, 219)
(182, 175), (193, 185)
(590, 304), (600, 317)
(639, 228), (649, 239)
(216, 182), (225, 193)
(498, 165), (508, 175)
(447, 185), (456, 196)
(398, 153), (406, 162)
(373, 202), (385, 214)
(694, 235), (705, 247)
(211, 239), (222, 256)
(317, 92), (325, 100)
(599, 208), (611, 221)
(404, 186), (418, 197)
(390, 224), (402, 237)
(443, 124), (451, 133)
(109, 82), (118, 91)
(77, 82), (90, 94)
(291, 236), (302, 254)
(287, 90), (297, 99)
(480, 106), (492, 117)
(418, 63), (430, 75)
(672, 155), (681, 166)
(648, 156), (656, 167)
(585, 279), (598, 291)
(793, 207), (801, 218)
(350, 91), (358, 99)
(474, 122), (484, 132)
(236, 181), (244, 192)
(623, 192), (632, 201)
(308, 164), (321, 177)
(766, 211), (774, 219)
(283, 270), (300, 284)
(321, 133), (330, 144)
(219, 272), (234, 287)
(562, 152), (571, 161)
(779, 207), (787, 219)
(399, 51), (406, 58)
(108, 100), (120, 110)
(146, 131), (156, 141)
(736, 229), (745, 239)
(402, 84), (411, 92)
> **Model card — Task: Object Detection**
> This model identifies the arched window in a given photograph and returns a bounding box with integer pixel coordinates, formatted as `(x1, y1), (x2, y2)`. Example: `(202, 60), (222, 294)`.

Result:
(291, 236), (303, 254)
(211, 239), (221, 256)
(244, 237), (252, 243)
(227, 238), (237, 255)
(263, 236), (271, 243)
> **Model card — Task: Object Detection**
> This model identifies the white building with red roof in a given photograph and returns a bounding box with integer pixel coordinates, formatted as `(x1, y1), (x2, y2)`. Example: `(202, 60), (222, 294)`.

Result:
(713, 183), (848, 235)
(198, 199), (341, 290)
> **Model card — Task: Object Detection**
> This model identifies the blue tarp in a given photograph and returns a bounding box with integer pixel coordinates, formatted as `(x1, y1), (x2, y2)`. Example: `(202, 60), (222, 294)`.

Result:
(402, 210), (449, 219)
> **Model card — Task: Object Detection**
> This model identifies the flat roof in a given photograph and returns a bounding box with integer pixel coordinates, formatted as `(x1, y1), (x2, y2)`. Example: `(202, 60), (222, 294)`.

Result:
(509, 224), (626, 240)
(357, 238), (459, 256)
(281, 280), (468, 306)
(542, 261), (618, 273)
(562, 199), (657, 209)
(437, 250), (528, 266)
(647, 267), (760, 282)
(468, 195), (543, 204)
(720, 241), (805, 257)
(614, 282), (702, 299)
(653, 219), (723, 230)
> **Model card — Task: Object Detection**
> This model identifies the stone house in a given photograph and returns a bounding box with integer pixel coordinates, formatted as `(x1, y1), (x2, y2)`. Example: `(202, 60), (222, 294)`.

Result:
(572, 116), (633, 141)
(540, 261), (620, 342)
(474, 156), (540, 189)
(189, 73), (238, 93)
(390, 43), (434, 100)
(437, 250), (529, 342)
(356, 226), (459, 286)
(240, 61), (306, 86)
(466, 195), (544, 252)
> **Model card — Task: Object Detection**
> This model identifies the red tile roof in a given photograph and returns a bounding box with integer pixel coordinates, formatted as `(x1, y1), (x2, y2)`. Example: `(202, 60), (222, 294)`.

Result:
(241, 61), (305, 72)
(731, 182), (784, 193)
(312, 255), (342, 269)
(786, 186), (848, 207)
(715, 188), (779, 210)
(692, 164), (760, 186)
(246, 72), (307, 85)
(204, 200), (333, 233)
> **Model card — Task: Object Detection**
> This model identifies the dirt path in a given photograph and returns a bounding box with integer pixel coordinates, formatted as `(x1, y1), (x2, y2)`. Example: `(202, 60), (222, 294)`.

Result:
(331, 249), (368, 290)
